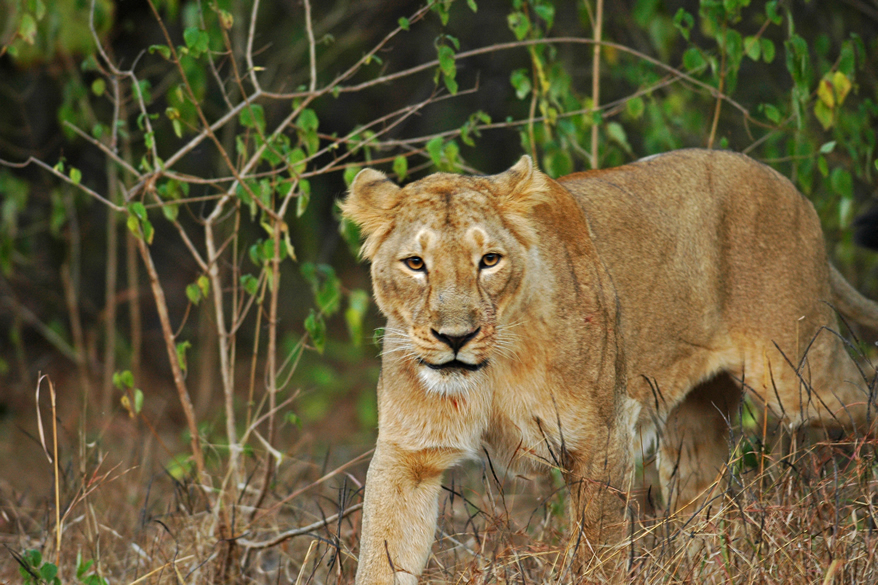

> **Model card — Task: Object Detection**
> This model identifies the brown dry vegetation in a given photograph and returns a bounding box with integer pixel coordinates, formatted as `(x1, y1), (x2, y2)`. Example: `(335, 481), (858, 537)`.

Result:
(2, 371), (877, 583)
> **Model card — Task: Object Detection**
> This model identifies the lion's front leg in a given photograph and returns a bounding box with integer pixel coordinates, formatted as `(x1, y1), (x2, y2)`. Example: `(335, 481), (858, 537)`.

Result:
(563, 438), (631, 576)
(355, 441), (462, 585)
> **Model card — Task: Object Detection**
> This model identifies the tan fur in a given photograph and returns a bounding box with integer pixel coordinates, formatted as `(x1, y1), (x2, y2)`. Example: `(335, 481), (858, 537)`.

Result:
(341, 149), (878, 584)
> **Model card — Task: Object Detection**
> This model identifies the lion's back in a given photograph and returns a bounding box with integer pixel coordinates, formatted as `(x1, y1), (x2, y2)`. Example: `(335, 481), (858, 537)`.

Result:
(558, 149), (830, 381)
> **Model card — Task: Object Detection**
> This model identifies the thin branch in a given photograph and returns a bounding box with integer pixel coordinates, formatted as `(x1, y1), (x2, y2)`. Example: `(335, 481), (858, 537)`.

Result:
(304, 0), (317, 93)
(63, 121), (141, 179)
(334, 37), (755, 121)
(134, 233), (205, 480)
(0, 294), (79, 362)
(246, 0), (264, 92)
(590, 0), (604, 169)
(238, 503), (363, 549)
(0, 156), (125, 212)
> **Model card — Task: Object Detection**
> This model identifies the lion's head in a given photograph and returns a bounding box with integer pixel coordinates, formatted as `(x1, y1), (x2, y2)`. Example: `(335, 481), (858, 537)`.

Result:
(341, 156), (551, 395)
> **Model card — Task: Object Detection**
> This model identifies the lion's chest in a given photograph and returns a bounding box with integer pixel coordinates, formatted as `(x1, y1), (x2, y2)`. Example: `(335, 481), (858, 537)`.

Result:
(480, 378), (591, 475)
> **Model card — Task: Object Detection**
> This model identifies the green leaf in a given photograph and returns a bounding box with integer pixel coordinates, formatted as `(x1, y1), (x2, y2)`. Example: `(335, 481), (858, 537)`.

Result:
(785, 35), (812, 91)
(69, 167), (82, 185)
(819, 141), (836, 154)
(442, 74), (458, 95)
(343, 165), (360, 187)
(437, 45), (456, 82)
(766, 0), (782, 24)
(286, 411), (302, 428)
(723, 29), (744, 67)
(673, 8), (694, 41)
(287, 147), (307, 176)
(625, 97), (645, 120)
(606, 122), (632, 155)
(126, 214), (141, 239)
(76, 554), (93, 579)
(840, 197), (853, 226)
(339, 215), (361, 256)
(467, 0), (478, 12)
(113, 370), (134, 390)
(25, 548), (42, 568)
(304, 310), (326, 354)
(197, 275), (210, 298)
(510, 69), (532, 99)
(240, 104), (266, 133)
(176, 341), (191, 372)
(683, 47), (705, 71)
(133, 388), (144, 414)
(240, 274), (259, 296)
(91, 78), (106, 97)
(142, 219), (154, 245)
(249, 242), (263, 266)
(744, 36), (761, 61)
(830, 167), (853, 199)
(426, 136), (443, 167)
(316, 276), (341, 315)
(162, 203), (179, 222)
(398, 17), (409, 31)
(762, 103), (781, 123)
(507, 11), (530, 41)
(297, 108), (319, 132)
(817, 155), (829, 177)
(393, 155), (408, 181)
(761, 38), (776, 63)
(149, 44), (171, 59)
(130, 202), (147, 220)
(40, 562), (58, 581)
(345, 289), (370, 345)
(533, 3), (554, 28)
(183, 27), (210, 58)
(813, 100), (833, 130)
(34, 0), (47, 21)
(186, 283), (201, 305)
(296, 189), (310, 217)
(218, 9), (234, 29)
(443, 140), (460, 171)
(18, 13), (37, 44)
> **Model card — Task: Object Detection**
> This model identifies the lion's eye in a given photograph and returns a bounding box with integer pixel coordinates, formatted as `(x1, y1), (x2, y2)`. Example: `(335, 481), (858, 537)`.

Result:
(403, 256), (426, 271)
(480, 253), (501, 269)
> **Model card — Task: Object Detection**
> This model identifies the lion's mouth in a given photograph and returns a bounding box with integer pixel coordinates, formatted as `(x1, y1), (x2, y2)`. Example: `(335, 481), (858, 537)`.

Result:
(419, 358), (487, 372)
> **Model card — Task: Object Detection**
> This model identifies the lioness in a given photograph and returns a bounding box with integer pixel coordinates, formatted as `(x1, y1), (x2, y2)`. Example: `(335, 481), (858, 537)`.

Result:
(341, 149), (878, 584)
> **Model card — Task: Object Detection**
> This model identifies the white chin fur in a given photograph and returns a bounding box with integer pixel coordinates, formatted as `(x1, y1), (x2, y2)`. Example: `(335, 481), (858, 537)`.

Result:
(418, 368), (478, 396)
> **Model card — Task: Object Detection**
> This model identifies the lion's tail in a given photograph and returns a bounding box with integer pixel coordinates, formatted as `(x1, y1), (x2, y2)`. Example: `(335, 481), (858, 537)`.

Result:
(829, 264), (878, 330)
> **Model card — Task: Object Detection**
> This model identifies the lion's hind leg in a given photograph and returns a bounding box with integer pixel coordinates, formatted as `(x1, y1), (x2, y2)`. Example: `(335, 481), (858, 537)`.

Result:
(657, 372), (742, 518)
(751, 326), (878, 435)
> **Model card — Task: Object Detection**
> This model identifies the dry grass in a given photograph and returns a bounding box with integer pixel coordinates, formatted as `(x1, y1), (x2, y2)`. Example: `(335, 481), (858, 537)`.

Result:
(416, 430), (878, 584)
(2, 380), (876, 584)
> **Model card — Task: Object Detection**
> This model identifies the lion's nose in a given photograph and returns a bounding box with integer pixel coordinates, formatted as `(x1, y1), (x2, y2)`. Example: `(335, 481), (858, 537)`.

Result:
(431, 327), (480, 353)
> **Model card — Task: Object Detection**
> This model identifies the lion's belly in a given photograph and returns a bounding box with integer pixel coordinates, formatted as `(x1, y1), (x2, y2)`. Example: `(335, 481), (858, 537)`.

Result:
(625, 332), (740, 417)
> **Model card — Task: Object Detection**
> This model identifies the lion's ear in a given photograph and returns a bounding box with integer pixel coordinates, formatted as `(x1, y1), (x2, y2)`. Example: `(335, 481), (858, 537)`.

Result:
(490, 156), (552, 244)
(492, 155), (552, 208)
(340, 168), (402, 259)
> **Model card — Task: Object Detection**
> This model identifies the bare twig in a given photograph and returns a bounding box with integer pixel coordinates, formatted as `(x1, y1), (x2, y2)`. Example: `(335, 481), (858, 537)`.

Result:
(590, 0), (604, 169)
(304, 0), (317, 93)
(0, 156), (125, 211)
(238, 502), (364, 549)
(134, 234), (205, 479)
